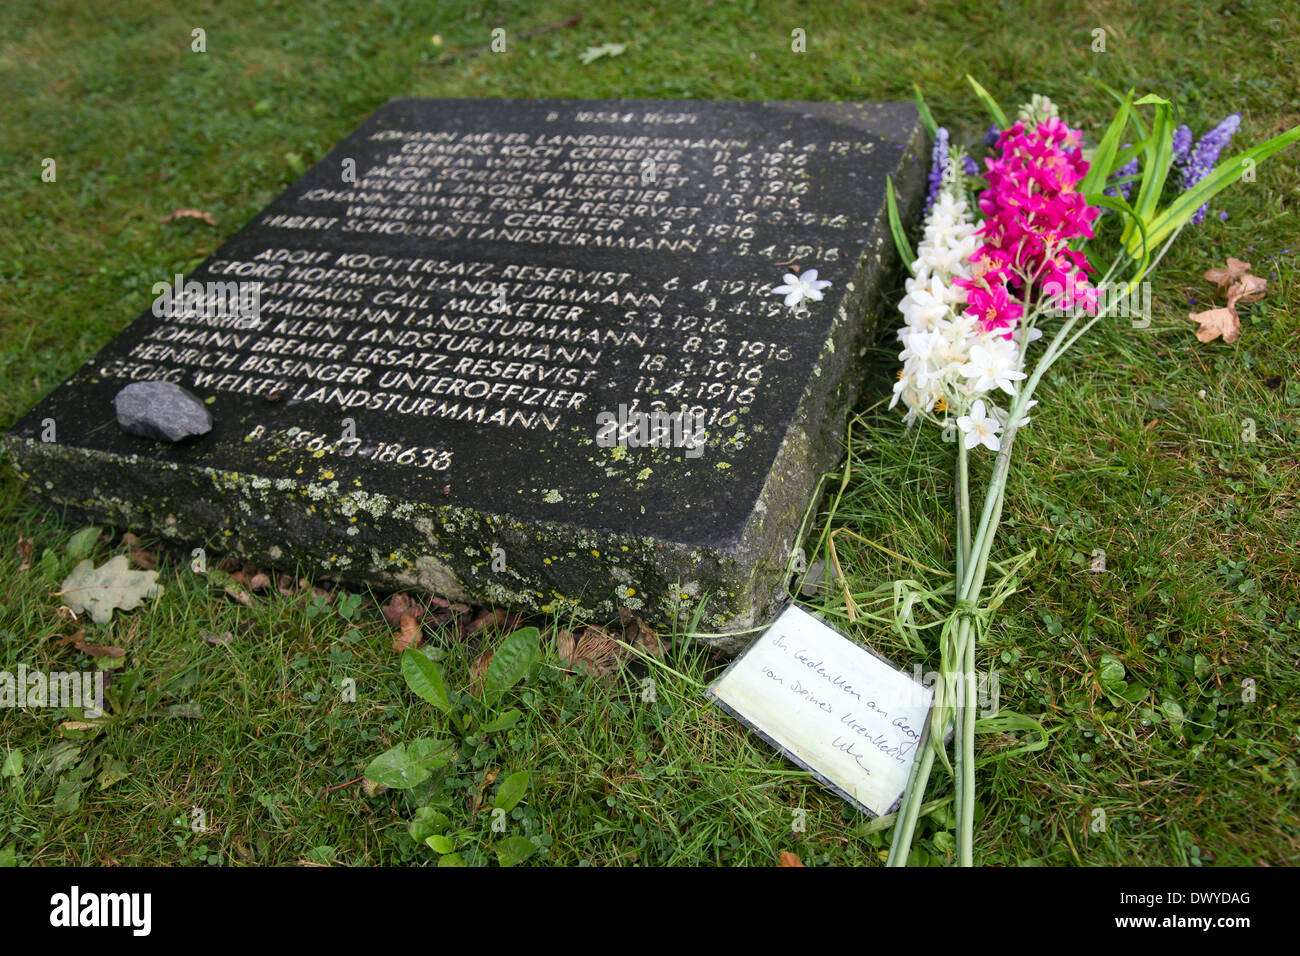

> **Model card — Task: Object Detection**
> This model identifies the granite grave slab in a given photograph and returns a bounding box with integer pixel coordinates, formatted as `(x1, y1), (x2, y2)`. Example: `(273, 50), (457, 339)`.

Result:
(4, 98), (927, 649)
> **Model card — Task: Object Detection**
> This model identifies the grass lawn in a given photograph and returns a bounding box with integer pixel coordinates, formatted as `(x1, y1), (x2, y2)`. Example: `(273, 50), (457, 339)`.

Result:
(2, 0), (1297, 866)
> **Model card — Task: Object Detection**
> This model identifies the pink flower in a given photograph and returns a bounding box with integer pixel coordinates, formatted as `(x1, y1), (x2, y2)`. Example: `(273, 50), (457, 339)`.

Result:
(961, 118), (1101, 332)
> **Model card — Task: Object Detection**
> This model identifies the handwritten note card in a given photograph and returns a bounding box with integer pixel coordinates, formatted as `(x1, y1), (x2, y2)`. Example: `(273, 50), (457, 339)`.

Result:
(707, 603), (933, 816)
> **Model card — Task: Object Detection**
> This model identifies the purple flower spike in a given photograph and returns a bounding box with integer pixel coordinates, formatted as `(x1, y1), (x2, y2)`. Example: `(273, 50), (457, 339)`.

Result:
(925, 126), (950, 213)
(1105, 143), (1139, 203)
(1184, 113), (1241, 224)
(1171, 124), (1193, 167)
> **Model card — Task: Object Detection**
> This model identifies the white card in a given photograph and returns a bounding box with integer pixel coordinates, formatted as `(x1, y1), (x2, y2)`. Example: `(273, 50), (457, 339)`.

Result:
(707, 603), (932, 816)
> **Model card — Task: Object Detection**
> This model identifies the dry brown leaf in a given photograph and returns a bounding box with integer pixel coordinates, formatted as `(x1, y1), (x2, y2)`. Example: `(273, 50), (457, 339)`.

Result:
(778, 851), (805, 867)
(17, 535), (34, 572)
(469, 648), (493, 694)
(128, 548), (157, 570)
(380, 592), (420, 628)
(1226, 272), (1268, 308)
(391, 609), (423, 652)
(223, 585), (253, 607)
(559, 625), (625, 680)
(471, 768), (499, 814)
(248, 572), (271, 592)
(202, 630), (235, 647)
(466, 608), (507, 637)
(557, 628), (577, 661)
(160, 208), (217, 227)
(1192, 306), (1241, 344)
(618, 607), (665, 658)
(277, 573), (296, 595)
(59, 720), (103, 732)
(57, 629), (125, 658)
(1204, 257), (1252, 295)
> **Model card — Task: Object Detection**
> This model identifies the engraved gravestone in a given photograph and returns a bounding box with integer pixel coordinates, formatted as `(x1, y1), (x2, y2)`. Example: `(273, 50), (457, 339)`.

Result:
(4, 98), (926, 649)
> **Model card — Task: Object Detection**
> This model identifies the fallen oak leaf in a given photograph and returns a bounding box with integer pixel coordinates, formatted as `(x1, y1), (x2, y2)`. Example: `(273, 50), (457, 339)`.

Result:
(779, 851), (806, 867)
(58, 555), (163, 625)
(1204, 257), (1254, 295)
(1192, 306), (1241, 344)
(1226, 272), (1268, 308)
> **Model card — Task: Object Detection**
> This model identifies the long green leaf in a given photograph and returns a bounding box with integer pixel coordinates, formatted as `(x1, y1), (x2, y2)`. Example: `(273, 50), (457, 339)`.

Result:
(484, 626), (540, 704)
(493, 770), (530, 812)
(1125, 96), (1174, 246)
(885, 175), (915, 273)
(402, 648), (452, 715)
(965, 75), (1008, 129)
(1079, 89), (1134, 199)
(912, 82), (938, 137)
(1142, 125), (1300, 249)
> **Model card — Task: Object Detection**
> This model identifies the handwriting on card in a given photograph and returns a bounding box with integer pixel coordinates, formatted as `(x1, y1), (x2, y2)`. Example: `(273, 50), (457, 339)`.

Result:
(708, 603), (931, 815)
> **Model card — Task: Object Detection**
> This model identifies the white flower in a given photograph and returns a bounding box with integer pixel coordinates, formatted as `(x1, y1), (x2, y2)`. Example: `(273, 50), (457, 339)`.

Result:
(771, 268), (831, 308)
(956, 400), (1002, 451)
(960, 342), (1027, 396)
(899, 276), (950, 329)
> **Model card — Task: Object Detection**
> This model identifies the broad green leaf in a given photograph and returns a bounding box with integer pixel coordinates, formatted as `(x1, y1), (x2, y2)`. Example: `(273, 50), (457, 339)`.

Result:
(885, 176), (915, 274)
(65, 526), (101, 561)
(401, 648), (452, 714)
(484, 627), (540, 703)
(493, 770), (530, 813)
(965, 74), (1008, 129)
(425, 833), (455, 854)
(1, 749), (22, 780)
(1160, 698), (1186, 730)
(1098, 653), (1127, 694)
(480, 709), (523, 733)
(53, 777), (88, 813)
(1120, 683), (1150, 704)
(494, 835), (538, 867)
(96, 759), (129, 790)
(0, 843), (16, 867)
(365, 738), (453, 790)
(59, 556), (163, 625)
(437, 852), (466, 867)
(408, 807), (449, 843)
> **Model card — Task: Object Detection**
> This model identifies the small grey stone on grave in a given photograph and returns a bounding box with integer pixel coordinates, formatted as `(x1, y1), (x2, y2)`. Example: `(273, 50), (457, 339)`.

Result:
(5, 97), (927, 650)
(114, 381), (213, 442)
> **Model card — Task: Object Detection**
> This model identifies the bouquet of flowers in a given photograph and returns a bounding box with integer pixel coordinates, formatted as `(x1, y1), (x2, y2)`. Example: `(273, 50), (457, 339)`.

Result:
(878, 78), (1299, 866)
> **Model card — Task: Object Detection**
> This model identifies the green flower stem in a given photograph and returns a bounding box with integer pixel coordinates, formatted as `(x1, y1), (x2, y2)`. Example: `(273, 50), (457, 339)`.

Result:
(890, 274), (1146, 866)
